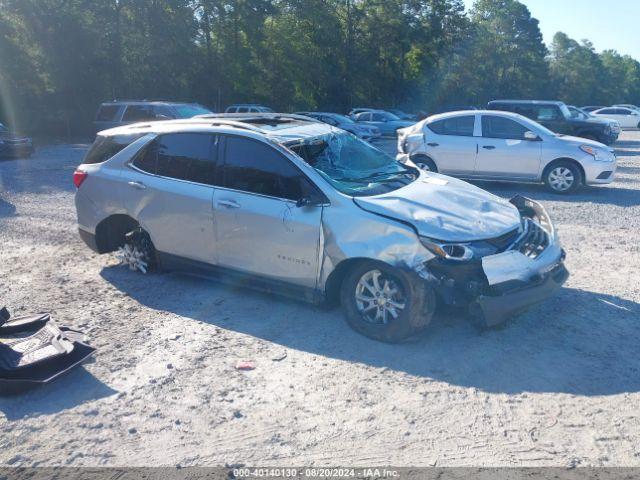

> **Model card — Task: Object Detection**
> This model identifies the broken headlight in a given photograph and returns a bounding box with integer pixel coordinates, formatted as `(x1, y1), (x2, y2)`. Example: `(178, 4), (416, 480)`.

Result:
(420, 238), (474, 261)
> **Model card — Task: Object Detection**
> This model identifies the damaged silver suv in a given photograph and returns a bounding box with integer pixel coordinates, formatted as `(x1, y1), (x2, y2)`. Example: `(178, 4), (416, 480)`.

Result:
(74, 114), (568, 342)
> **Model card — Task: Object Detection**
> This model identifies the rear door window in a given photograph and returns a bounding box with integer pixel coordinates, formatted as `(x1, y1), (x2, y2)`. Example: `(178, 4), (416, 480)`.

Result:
(427, 115), (475, 136)
(221, 136), (316, 201)
(482, 116), (528, 140)
(122, 105), (155, 122)
(95, 105), (121, 122)
(534, 106), (561, 121)
(153, 133), (217, 184)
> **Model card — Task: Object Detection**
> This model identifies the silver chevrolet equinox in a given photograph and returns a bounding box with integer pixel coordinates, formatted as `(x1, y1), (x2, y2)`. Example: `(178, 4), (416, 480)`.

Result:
(74, 114), (569, 342)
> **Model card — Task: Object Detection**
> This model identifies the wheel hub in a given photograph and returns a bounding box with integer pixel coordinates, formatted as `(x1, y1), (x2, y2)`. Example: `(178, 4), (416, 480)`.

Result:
(355, 269), (406, 325)
(549, 167), (574, 191)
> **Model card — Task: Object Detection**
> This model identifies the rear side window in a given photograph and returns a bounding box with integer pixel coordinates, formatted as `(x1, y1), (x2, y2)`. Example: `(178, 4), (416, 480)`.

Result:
(134, 133), (217, 185)
(122, 105), (155, 122)
(534, 106), (561, 121)
(83, 135), (139, 164)
(427, 115), (475, 136)
(95, 105), (120, 122)
(482, 116), (528, 140)
(598, 108), (616, 114)
(222, 136), (315, 201)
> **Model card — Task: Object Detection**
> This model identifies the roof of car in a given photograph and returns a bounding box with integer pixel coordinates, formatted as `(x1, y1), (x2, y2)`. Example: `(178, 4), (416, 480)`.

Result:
(488, 100), (565, 106)
(101, 100), (199, 106)
(424, 109), (532, 122)
(98, 113), (338, 142)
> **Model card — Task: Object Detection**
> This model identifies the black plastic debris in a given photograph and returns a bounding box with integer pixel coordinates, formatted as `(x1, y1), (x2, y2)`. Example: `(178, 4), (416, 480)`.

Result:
(0, 306), (51, 335)
(0, 306), (95, 395)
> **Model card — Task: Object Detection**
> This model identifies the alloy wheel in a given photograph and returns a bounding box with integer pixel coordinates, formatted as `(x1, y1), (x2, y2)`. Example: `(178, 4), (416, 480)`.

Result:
(354, 269), (406, 325)
(548, 167), (575, 192)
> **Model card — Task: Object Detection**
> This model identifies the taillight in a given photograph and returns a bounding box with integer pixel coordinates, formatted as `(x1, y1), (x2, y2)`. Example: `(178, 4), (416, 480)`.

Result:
(73, 170), (88, 188)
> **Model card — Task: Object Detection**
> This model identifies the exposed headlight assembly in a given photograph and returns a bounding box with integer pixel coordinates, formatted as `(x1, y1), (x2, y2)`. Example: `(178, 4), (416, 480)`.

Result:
(580, 144), (612, 162)
(420, 238), (474, 261)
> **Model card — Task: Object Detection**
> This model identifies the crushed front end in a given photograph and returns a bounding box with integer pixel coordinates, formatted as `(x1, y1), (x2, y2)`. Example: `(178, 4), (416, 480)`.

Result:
(417, 196), (569, 327)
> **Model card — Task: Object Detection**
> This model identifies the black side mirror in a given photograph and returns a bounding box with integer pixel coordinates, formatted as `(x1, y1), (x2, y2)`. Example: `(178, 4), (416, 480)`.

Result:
(296, 196), (322, 208)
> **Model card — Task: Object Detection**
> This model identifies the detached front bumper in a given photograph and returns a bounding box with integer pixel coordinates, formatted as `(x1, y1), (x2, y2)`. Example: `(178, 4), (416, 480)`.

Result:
(474, 253), (568, 327)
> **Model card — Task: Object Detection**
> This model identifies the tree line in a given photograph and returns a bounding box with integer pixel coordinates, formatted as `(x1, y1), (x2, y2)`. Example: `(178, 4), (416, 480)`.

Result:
(0, 0), (639, 136)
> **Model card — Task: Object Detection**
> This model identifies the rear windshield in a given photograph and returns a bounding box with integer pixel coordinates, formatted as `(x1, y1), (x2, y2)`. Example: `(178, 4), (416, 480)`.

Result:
(83, 135), (142, 164)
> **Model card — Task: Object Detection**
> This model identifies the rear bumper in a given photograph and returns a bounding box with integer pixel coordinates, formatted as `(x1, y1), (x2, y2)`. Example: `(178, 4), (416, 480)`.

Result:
(474, 260), (569, 327)
(78, 228), (100, 253)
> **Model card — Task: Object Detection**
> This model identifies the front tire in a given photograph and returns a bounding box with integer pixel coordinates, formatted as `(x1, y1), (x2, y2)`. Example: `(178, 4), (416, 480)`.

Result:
(543, 161), (582, 194)
(412, 155), (438, 173)
(340, 261), (435, 342)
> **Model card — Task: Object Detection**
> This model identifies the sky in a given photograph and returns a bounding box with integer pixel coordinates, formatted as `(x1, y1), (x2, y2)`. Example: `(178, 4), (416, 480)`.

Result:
(463, 0), (640, 60)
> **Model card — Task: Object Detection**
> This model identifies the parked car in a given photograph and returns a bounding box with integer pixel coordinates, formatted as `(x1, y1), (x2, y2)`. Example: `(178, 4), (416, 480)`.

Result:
(387, 109), (417, 121)
(397, 110), (617, 194)
(591, 107), (640, 128)
(568, 105), (620, 139)
(0, 123), (34, 159)
(74, 114), (568, 342)
(353, 110), (415, 136)
(295, 112), (381, 141)
(224, 104), (274, 114)
(348, 107), (376, 119)
(613, 104), (640, 112)
(94, 101), (212, 132)
(488, 100), (618, 145)
(581, 106), (605, 113)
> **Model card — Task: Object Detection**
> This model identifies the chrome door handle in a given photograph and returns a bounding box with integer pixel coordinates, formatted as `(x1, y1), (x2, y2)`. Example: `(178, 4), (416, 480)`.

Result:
(217, 199), (240, 209)
(127, 181), (146, 190)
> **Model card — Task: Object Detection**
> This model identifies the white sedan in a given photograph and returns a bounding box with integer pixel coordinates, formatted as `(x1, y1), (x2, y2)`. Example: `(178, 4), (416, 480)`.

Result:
(397, 110), (617, 194)
(591, 107), (640, 128)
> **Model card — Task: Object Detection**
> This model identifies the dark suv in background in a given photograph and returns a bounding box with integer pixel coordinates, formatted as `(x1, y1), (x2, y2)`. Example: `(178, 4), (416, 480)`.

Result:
(488, 100), (618, 145)
(94, 100), (212, 132)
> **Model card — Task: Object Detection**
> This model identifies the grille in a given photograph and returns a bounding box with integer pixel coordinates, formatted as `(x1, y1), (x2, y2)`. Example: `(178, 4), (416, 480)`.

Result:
(486, 227), (520, 250)
(512, 219), (549, 258)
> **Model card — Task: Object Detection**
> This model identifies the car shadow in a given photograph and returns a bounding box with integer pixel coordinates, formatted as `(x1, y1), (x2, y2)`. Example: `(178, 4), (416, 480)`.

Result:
(471, 181), (640, 207)
(100, 266), (640, 396)
(0, 366), (117, 420)
(0, 196), (16, 218)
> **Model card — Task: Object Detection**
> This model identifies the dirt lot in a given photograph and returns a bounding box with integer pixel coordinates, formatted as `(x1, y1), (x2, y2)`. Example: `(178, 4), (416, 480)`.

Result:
(0, 132), (639, 467)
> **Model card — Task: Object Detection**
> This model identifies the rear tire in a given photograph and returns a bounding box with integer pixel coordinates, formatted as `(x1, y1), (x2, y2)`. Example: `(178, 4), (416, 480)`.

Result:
(118, 227), (157, 273)
(340, 260), (435, 343)
(412, 155), (438, 173)
(543, 160), (582, 194)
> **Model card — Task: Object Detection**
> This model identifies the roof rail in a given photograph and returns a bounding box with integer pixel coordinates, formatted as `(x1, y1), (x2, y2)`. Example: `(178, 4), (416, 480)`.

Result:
(206, 119), (265, 133)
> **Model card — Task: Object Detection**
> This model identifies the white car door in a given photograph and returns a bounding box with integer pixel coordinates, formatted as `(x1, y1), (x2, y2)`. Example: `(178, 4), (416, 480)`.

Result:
(614, 108), (640, 128)
(475, 115), (542, 180)
(422, 114), (478, 175)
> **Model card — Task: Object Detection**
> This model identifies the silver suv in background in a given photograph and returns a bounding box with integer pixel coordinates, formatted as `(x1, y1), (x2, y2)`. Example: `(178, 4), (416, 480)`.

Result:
(94, 101), (212, 132)
(74, 114), (568, 342)
(397, 110), (617, 194)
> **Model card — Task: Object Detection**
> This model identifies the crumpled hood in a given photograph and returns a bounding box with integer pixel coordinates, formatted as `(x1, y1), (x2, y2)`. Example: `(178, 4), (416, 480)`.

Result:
(353, 173), (522, 242)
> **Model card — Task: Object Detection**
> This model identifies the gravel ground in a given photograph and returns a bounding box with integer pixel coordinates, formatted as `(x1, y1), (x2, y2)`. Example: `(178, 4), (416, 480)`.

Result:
(0, 132), (639, 467)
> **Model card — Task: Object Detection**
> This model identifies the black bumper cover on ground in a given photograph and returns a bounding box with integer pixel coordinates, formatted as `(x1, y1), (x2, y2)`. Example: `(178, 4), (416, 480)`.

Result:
(475, 262), (569, 327)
